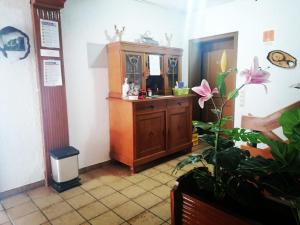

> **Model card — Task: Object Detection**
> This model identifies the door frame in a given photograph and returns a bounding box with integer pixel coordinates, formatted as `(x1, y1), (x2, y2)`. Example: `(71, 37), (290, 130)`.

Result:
(188, 32), (238, 123)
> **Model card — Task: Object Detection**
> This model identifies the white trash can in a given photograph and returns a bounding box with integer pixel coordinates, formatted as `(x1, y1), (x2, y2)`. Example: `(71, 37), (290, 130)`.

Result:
(50, 146), (80, 192)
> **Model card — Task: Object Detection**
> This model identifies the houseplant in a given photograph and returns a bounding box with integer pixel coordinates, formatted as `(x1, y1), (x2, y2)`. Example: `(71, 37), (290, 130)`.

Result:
(173, 53), (300, 224)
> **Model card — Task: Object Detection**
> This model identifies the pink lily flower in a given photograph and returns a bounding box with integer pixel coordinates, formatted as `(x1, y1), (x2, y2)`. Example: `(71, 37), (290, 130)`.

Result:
(192, 79), (218, 108)
(240, 56), (270, 84)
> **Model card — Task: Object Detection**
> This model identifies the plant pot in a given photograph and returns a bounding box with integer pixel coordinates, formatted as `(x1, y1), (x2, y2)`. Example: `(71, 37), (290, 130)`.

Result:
(170, 171), (297, 225)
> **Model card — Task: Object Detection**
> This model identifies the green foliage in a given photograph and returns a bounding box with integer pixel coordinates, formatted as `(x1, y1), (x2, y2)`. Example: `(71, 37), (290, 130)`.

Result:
(175, 107), (300, 223)
(227, 88), (239, 100)
(216, 71), (230, 97)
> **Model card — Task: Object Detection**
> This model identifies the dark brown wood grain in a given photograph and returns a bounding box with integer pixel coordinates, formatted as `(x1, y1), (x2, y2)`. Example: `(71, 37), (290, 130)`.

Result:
(30, 0), (68, 185)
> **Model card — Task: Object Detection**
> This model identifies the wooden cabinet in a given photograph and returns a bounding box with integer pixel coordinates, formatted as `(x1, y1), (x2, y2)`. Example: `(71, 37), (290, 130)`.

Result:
(107, 41), (183, 97)
(107, 42), (192, 172)
(108, 96), (193, 172)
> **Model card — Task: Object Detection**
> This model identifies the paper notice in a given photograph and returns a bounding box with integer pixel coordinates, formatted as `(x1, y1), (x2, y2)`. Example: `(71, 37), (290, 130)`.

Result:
(43, 60), (62, 86)
(149, 54), (161, 76)
(40, 19), (60, 49)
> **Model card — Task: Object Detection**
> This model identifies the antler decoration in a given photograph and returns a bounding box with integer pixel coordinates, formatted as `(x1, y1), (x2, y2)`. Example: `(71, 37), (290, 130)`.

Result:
(114, 25), (125, 41)
(165, 33), (173, 47)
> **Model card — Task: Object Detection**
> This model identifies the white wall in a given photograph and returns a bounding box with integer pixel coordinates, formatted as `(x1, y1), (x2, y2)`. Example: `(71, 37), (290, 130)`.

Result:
(0, 0), (44, 192)
(186, 0), (300, 127)
(61, 0), (186, 168)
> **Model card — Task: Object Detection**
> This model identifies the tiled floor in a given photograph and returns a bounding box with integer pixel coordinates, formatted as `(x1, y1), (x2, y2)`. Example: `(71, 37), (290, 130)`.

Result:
(0, 144), (208, 225)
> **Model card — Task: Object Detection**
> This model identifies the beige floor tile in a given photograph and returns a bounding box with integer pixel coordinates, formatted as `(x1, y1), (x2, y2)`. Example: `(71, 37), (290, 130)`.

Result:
(154, 164), (173, 172)
(139, 168), (160, 177)
(181, 164), (196, 172)
(59, 187), (85, 200)
(166, 159), (180, 167)
(150, 185), (171, 199)
(1, 194), (30, 209)
(149, 201), (171, 221)
(133, 192), (162, 209)
(0, 211), (10, 224)
(42, 201), (73, 220)
(27, 187), (55, 200)
(100, 192), (129, 209)
(12, 211), (47, 225)
(2, 222), (13, 225)
(152, 173), (174, 184)
(113, 201), (144, 220)
(78, 201), (108, 220)
(166, 180), (178, 188)
(81, 179), (103, 191)
(67, 192), (95, 209)
(124, 174), (147, 183)
(98, 175), (121, 184)
(176, 155), (188, 161)
(88, 185), (116, 200)
(136, 178), (161, 191)
(32, 193), (63, 209)
(107, 178), (132, 191)
(89, 211), (124, 225)
(6, 201), (38, 220)
(171, 169), (186, 178)
(120, 185), (146, 199)
(128, 211), (163, 225)
(51, 211), (85, 225)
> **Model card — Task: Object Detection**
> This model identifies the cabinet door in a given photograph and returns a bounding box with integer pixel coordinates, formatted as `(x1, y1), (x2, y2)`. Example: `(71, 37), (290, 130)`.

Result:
(167, 106), (192, 152)
(123, 52), (144, 90)
(164, 55), (182, 95)
(135, 111), (166, 158)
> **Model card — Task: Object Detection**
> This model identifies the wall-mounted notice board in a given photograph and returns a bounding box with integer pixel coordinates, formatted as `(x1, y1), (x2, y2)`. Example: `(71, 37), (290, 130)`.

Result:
(31, 0), (69, 185)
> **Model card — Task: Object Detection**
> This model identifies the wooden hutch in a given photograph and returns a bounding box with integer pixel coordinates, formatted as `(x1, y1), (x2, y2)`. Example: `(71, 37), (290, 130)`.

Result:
(107, 41), (193, 172)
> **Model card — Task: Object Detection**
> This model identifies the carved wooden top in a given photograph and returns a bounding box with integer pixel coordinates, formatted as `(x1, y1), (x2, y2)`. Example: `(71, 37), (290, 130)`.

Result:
(107, 41), (183, 55)
(31, 0), (66, 9)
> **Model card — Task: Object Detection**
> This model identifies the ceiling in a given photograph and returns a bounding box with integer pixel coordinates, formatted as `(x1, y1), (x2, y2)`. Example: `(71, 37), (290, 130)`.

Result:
(134, 0), (236, 12)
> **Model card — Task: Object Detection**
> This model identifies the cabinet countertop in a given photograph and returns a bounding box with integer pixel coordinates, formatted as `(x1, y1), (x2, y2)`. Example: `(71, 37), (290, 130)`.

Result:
(108, 94), (196, 103)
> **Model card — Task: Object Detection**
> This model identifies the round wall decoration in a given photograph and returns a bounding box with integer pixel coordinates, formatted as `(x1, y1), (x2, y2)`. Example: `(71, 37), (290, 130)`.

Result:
(267, 50), (297, 69)
(0, 26), (30, 61)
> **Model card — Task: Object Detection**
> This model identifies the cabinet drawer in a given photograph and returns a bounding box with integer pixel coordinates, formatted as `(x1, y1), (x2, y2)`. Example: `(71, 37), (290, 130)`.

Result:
(167, 99), (189, 108)
(135, 101), (166, 112)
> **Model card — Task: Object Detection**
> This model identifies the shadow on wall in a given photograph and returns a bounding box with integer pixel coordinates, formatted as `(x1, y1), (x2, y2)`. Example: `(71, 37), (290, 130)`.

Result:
(86, 43), (107, 68)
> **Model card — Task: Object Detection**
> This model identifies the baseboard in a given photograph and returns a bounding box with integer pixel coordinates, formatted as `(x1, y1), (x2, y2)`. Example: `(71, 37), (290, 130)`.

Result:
(0, 160), (112, 200)
(0, 180), (45, 200)
(79, 160), (112, 174)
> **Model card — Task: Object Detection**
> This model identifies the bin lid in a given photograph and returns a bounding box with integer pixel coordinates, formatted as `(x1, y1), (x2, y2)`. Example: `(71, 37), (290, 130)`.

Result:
(50, 146), (79, 160)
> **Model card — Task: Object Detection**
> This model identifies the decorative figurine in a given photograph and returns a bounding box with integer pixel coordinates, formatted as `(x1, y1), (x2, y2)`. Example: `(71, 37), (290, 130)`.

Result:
(122, 78), (130, 98)
(165, 33), (173, 47)
(114, 25), (125, 41)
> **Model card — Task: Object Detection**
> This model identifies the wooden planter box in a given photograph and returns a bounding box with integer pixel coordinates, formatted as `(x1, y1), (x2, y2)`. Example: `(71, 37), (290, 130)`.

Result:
(170, 172), (297, 225)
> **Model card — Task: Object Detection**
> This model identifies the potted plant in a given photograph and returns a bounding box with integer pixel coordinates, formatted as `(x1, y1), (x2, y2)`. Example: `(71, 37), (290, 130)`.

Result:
(171, 53), (300, 225)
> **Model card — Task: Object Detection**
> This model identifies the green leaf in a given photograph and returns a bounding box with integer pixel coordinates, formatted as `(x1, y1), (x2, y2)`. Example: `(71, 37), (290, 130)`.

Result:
(227, 89), (239, 100)
(216, 147), (250, 171)
(211, 108), (221, 115)
(216, 73), (226, 97)
(192, 120), (212, 130)
(279, 107), (300, 141)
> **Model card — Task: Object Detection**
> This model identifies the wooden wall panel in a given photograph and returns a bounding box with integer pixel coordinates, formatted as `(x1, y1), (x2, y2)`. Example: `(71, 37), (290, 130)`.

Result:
(31, 0), (68, 185)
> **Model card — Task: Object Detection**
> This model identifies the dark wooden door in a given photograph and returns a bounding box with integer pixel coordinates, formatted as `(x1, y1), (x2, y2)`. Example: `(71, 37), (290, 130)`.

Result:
(167, 106), (191, 152)
(189, 33), (238, 129)
(135, 111), (166, 158)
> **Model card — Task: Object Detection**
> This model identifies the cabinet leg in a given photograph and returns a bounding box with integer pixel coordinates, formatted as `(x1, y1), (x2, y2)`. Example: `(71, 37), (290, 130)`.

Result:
(130, 166), (136, 174)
